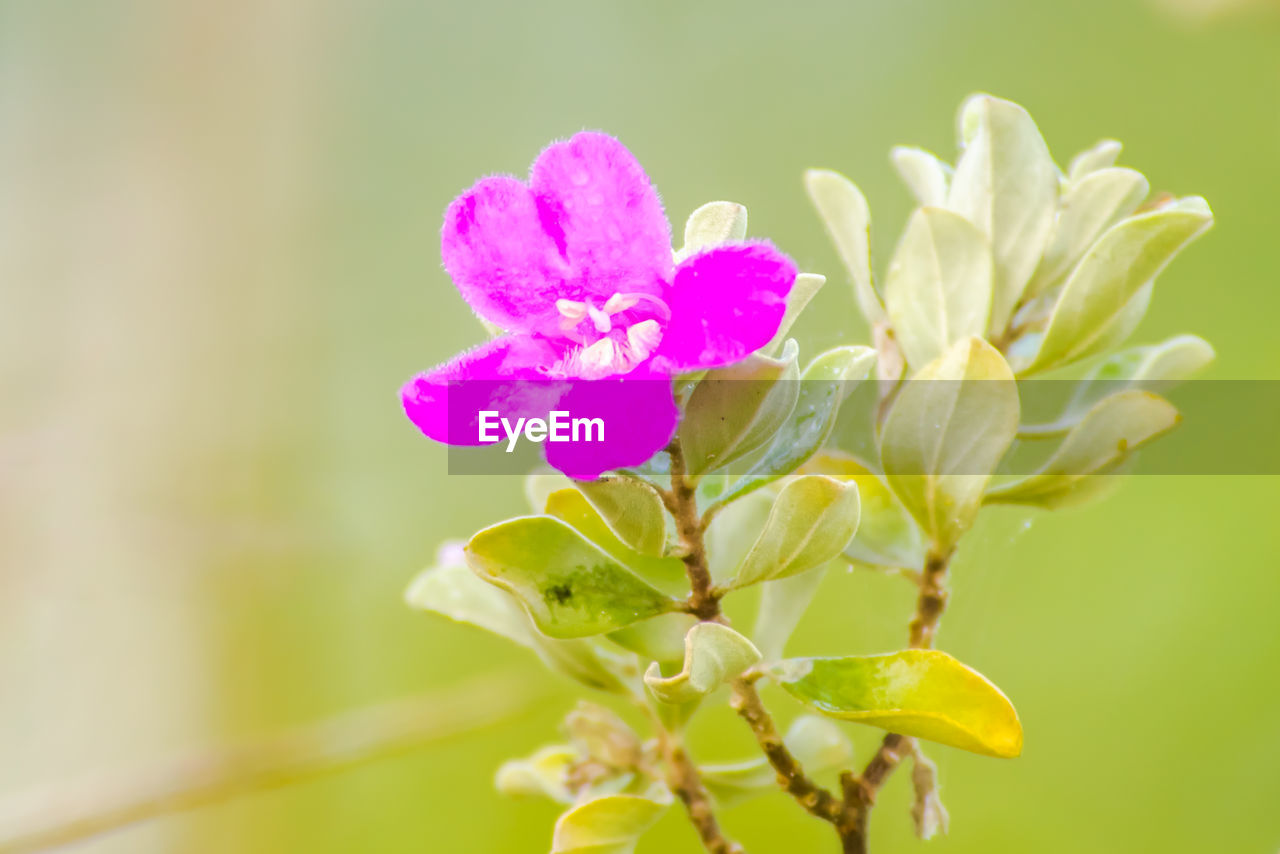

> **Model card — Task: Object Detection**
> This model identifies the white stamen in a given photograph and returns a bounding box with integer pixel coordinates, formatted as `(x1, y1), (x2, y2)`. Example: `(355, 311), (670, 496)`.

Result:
(603, 293), (642, 315)
(626, 319), (663, 360)
(587, 304), (613, 334)
(577, 338), (618, 374)
(556, 299), (587, 320)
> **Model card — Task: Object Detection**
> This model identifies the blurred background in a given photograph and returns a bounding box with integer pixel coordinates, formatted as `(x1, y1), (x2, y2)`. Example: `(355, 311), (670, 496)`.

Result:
(1, 0), (1278, 852)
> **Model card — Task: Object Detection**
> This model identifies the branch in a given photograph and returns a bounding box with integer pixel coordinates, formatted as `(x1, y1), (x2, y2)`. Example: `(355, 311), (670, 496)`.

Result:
(839, 547), (953, 852)
(665, 439), (719, 620)
(729, 678), (844, 826)
(0, 673), (547, 854)
(658, 733), (743, 854)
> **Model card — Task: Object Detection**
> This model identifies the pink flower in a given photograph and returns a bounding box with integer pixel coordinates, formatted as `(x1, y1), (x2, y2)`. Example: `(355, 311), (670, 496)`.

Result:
(402, 132), (797, 479)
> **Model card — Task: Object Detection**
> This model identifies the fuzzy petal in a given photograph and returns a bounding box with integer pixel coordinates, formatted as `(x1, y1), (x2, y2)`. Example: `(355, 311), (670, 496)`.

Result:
(531, 132), (673, 303)
(542, 369), (678, 480)
(650, 242), (797, 373)
(441, 177), (572, 332)
(401, 335), (568, 446)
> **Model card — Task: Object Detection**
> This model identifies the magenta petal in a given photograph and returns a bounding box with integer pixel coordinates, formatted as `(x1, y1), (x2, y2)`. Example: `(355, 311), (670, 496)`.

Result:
(649, 242), (797, 374)
(401, 335), (567, 446)
(542, 369), (678, 480)
(531, 133), (673, 303)
(441, 177), (572, 332)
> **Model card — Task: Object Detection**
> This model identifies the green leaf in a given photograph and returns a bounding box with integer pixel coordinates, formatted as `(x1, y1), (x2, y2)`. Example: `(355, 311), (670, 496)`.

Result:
(800, 451), (923, 570)
(678, 201), (748, 261)
(574, 476), (668, 557)
(987, 390), (1179, 508)
(890, 146), (951, 206)
(465, 516), (679, 639)
(1021, 334), (1214, 437)
(883, 206), (993, 368)
(752, 566), (827, 660)
(526, 469), (573, 512)
(1067, 139), (1122, 183)
(679, 342), (800, 476)
(767, 274), (826, 354)
(731, 475), (860, 588)
(1025, 167), (1150, 300)
(644, 622), (762, 704)
(804, 168), (885, 325)
(551, 791), (672, 854)
(545, 488), (688, 597)
(406, 544), (628, 692)
(713, 346), (876, 509)
(773, 649), (1023, 758)
(947, 94), (1059, 334)
(607, 613), (697, 664)
(881, 337), (1019, 551)
(701, 716), (853, 806)
(1027, 197), (1213, 373)
(495, 744), (578, 803)
(706, 490), (775, 584)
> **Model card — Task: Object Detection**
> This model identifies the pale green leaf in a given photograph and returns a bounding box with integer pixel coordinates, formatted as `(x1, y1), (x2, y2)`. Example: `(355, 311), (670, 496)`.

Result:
(773, 649), (1023, 758)
(406, 544), (628, 693)
(731, 476), (860, 588)
(644, 622), (761, 704)
(1021, 334), (1214, 437)
(679, 342), (800, 476)
(890, 146), (951, 206)
(607, 613), (697, 664)
(1067, 139), (1122, 183)
(883, 206), (993, 368)
(574, 476), (668, 557)
(800, 451), (924, 569)
(752, 566), (827, 661)
(881, 337), (1019, 551)
(701, 716), (853, 806)
(767, 274), (826, 354)
(947, 94), (1059, 334)
(465, 516), (678, 639)
(551, 791), (672, 854)
(987, 390), (1179, 508)
(495, 744), (578, 803)
(1026, 167), (1150, 299)
(705, 490), (775, 584)
(1028, 197), (1213, 373)
(804, 168), (885, 324)
(678, 201), (748, 261)
(713, 346), (877, 508)
(545, 488), (688, 597)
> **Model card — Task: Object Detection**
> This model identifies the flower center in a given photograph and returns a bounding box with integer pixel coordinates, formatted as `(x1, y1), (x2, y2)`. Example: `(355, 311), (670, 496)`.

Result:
(553, 293), (669, 379)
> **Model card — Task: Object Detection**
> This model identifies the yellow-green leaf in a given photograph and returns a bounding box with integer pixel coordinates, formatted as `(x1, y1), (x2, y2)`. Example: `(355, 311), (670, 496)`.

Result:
(551, 791), (672, 854)
(767, 274), (826, 354)
(495, 744), (578, 803)
(465, 516), (678, 639)
(678, 201), (748, 261)
(987, 390), (1179, 508)
(947, 94), (1059, 334)
(883, 206), (993, 368)
(800, 451), (923, 570)
(773, 649), (1023, 758)
(805, 168), (885, 325)
(644, 622), (761, 704)
(1066, 139), (1122, 183)
(890, 146), (951, 207)
(1027, 197), (1213, 373)
(880, 337), (1019, 551)
(574, 476), (668, 557)
(731, 475), (860, 588)
(752, 566), (827, 661)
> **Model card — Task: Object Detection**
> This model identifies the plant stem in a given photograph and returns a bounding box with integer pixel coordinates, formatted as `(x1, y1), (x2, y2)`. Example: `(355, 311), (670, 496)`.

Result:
(838, 547), (953, 852)
(729, 678), (844, 825)
(659, 436), (743, 854)
(666, 439), (719, 620)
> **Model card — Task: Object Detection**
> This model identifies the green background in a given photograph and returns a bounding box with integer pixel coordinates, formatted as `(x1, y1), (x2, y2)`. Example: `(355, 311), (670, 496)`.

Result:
(1, 0), (1277, 852)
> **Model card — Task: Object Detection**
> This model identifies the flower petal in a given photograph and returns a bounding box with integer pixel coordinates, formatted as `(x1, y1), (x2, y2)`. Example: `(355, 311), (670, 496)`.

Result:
(401, 335), (567, 445)
(543, 369), (678, 480)
(650, 242), (797, 373)
(531, 132), (673, 303)
(441, 177), (572, 332)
